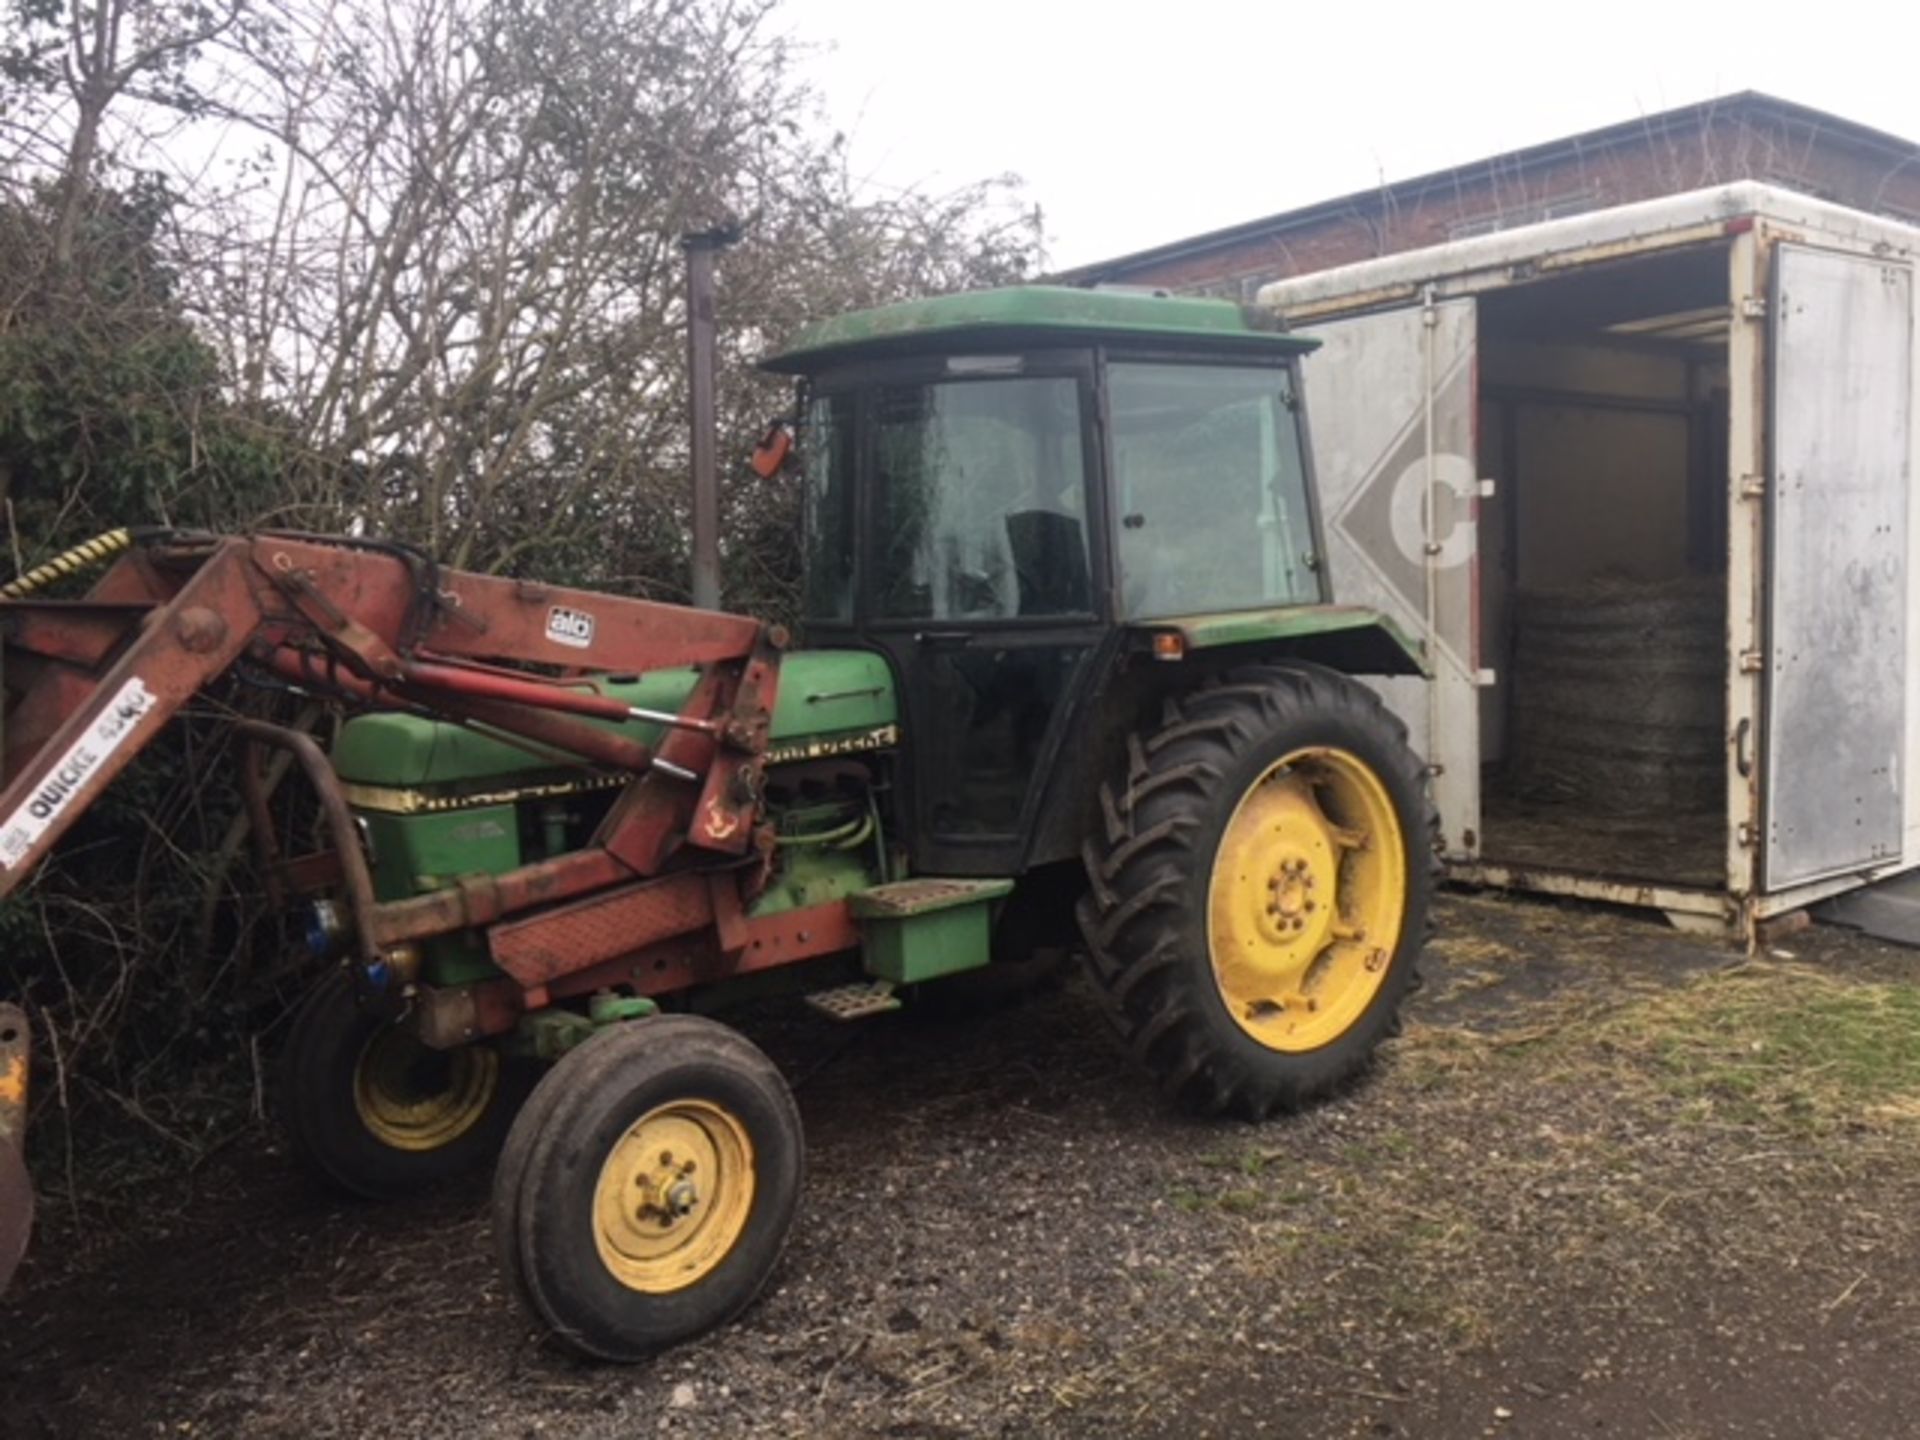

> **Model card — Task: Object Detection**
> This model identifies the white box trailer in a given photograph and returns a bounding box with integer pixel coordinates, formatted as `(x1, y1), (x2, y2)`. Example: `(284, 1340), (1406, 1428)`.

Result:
(1257, 182), (1918, 937)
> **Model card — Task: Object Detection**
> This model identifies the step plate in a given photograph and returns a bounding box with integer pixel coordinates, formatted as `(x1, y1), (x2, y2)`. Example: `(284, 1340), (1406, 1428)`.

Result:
(847, 876), (1014, 920)
(803, 980), (901, 1021)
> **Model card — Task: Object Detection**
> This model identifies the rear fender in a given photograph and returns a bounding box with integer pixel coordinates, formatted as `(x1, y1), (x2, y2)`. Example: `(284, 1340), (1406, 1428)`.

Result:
(1129, 605), (1428, 677)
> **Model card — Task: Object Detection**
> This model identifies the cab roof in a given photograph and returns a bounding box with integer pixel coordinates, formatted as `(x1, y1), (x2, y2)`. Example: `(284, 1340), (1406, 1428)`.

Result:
(759, 284), (1319, 375)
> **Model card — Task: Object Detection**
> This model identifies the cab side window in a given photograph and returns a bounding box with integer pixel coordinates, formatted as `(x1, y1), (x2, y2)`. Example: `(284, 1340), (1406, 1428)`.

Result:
(1108, 362), (1319, 617)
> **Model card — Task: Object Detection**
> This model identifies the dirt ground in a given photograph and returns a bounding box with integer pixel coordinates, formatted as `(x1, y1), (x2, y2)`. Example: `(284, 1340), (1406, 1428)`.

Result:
(7, 890), (1920, 1439)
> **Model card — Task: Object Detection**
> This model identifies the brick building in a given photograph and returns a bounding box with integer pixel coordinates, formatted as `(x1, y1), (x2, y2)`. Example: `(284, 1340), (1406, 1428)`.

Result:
(1059, 92), (1920, 297)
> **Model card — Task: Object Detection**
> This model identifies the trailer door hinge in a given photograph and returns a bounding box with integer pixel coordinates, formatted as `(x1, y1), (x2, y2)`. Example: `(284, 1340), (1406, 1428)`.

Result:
(1737, 822), (1758, 849)
(1739, 650), (1766, 674)
(1738, 474), (1767, 500)
(1739, 297), (1768, 320)
(1476, 478), (1497, 499)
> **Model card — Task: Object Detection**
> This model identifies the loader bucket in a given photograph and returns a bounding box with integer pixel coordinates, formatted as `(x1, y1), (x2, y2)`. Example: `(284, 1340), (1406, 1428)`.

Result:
(0, 1004), (31, 1293)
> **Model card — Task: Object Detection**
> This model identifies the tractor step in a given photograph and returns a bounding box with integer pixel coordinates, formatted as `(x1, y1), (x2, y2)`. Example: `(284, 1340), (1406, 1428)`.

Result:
(804, 980), (902, 1021)
(846, 877), (1014, 918)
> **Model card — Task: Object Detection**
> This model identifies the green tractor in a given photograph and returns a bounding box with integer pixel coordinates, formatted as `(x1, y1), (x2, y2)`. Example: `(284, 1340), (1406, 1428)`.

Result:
(299, 286), (1433, 1354)
(0, 285), (1433, 1358)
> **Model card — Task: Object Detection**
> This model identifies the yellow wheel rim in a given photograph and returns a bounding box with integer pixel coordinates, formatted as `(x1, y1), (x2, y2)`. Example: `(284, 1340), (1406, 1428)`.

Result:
(352, 1029), (499, 1152)
(592, 1099), (756, 1294)
(1206, 747), (1407, 1053)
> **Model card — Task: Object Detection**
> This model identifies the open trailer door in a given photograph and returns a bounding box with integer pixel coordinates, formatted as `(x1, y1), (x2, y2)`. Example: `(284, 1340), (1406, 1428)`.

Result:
(1300, 296), (1481, 857)
(1762, 245), (1912, 889)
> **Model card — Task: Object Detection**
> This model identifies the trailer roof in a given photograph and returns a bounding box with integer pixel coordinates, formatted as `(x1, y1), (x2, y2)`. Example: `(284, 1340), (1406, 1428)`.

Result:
(760, 284), (1317, 374)
(1255, 182), (1920, 323)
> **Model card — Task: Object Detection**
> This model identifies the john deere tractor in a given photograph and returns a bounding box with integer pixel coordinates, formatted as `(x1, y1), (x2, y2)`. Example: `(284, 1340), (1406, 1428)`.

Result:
(0, 286), (1431, 1358)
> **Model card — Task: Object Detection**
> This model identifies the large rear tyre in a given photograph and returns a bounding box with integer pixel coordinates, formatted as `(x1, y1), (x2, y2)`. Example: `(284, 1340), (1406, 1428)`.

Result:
(280, 971), (526, 1200)
(1077, 663), (1434, 1118)
(492, 1015), (804, 1361)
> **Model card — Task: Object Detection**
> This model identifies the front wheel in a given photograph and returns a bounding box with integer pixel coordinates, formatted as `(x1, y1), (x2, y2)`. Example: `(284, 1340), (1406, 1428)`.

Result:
(280, 971), (527, 1199)
(492, 1015), (804, 1361)
(1078, 662), (1434, 1118)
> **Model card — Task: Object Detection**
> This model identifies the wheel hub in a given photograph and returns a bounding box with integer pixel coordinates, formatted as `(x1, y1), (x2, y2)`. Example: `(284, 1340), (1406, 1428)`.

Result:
(1263, 854), (1321, 929)
(352, 1028), (499, 1152)
(1207, 748), (1408, 1053)
(593, 1100), (755, 1294)
(631, 1151), (702, 1226)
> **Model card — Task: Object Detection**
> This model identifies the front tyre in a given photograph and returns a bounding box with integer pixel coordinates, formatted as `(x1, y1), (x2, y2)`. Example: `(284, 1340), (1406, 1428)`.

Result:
(1078, 663), (1434, 1118)
(493, 1015), (804, 1361)
(280, 971), (526, 1200)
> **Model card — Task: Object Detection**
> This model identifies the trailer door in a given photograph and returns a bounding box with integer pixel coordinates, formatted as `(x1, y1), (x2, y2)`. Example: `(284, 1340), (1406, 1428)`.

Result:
(1763, 246), (1913, 888)
(1299, 297), (1480, 858)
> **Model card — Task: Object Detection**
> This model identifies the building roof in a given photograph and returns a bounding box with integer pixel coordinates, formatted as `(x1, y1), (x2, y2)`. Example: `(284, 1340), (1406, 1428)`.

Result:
(1059, 92), (1920, 285)
(760, 284), (1316, 373)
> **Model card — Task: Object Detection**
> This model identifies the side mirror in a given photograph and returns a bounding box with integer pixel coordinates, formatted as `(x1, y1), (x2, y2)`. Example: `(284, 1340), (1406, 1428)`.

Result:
(749, 419), (793, 479)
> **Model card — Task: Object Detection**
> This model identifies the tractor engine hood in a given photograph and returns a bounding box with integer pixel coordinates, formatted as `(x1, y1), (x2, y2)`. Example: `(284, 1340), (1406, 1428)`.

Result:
(333, 649), (897, 811)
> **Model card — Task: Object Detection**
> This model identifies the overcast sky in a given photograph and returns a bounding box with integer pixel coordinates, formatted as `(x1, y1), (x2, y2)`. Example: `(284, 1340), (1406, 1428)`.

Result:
(780, 0), (1920, 271)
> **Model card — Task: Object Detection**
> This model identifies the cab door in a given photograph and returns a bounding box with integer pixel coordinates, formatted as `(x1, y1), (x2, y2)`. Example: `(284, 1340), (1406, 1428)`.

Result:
(858, 357), (1107, 876)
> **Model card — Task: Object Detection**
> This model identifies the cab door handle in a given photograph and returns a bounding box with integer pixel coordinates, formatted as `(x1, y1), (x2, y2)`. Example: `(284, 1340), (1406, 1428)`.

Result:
(914, 630), (973, 650)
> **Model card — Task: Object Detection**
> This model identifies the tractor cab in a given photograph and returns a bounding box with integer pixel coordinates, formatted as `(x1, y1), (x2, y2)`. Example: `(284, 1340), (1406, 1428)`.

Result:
(761, 286), (1421, 876)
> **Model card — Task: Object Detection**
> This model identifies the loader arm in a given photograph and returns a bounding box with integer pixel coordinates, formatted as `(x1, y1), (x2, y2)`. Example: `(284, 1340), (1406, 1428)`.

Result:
(0, 533), (780, 884)
(0, 530), (789, 1291)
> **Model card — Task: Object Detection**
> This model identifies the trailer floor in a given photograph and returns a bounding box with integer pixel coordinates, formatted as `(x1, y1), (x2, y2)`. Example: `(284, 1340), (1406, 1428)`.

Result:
(1480, 789), (1726, 888)
(7, 893), (1920, 1439)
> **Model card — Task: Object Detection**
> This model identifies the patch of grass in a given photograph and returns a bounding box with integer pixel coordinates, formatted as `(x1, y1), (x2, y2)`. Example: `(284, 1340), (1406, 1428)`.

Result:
(1588, 962), (1920, 1133)
(1398, 958), (1920, 1138)
(1198, 1146), (1272, 1178)
(1430, 933), (1519, 967)
(1340, 1129), (1416, 1165)
(1169, 1181), (1267, 1216)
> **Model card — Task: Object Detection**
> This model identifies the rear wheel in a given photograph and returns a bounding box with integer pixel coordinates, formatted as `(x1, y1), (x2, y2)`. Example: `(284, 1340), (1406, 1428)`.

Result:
(1078, 663), (1434, 1117)
(281, 971), (525, 1199)
(493, 1015), (803, 1361)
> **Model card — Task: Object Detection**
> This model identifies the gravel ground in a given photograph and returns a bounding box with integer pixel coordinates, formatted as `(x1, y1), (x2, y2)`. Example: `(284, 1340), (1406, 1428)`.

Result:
(6, 891), (1920, 1439)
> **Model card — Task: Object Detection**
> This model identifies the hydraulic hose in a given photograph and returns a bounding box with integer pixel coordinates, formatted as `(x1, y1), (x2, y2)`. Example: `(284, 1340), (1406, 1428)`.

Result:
(775, 810), (875, 850)
(0, 528), (135, 599)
